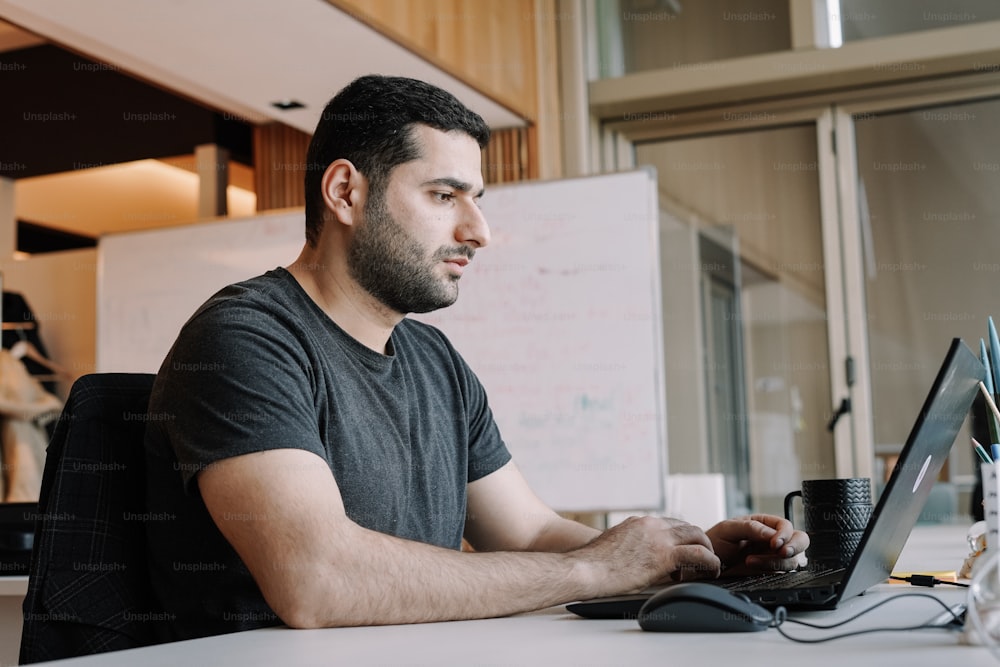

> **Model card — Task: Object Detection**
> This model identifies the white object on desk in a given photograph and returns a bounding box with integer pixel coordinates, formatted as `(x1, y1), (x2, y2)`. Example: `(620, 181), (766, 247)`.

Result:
(665, 473), (726, 528)
(968, 463), (1000, 652)
(606, 473), (726, 530)
(983, 462), (998, 554)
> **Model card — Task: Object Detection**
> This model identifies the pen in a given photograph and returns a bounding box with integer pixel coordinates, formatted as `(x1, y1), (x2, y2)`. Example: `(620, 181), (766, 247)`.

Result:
(982, 338), (995, 398)
(989, 317), (1000, 401)
(984, 337), (1000, 445)
(980, 382), (1000, 428)
(973, 437), (994, 464)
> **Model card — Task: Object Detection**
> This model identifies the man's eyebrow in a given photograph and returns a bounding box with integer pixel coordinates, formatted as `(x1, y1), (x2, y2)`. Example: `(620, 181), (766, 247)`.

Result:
(422, 177), (485, 198)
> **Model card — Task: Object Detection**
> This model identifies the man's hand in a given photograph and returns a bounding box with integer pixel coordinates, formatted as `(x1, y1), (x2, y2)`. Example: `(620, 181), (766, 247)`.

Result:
(705, 514), (809, 576)
(570, 516), (721, 597)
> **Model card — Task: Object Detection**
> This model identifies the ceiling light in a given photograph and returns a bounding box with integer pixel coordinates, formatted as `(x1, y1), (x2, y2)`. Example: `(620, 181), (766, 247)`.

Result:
(270, 99), (305, 111)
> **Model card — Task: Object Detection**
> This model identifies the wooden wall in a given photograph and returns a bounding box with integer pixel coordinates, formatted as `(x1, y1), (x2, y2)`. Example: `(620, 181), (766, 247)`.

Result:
(483, 126), (535, 183)
(253, 123), (311, 211)
(330, 0), (541, 123)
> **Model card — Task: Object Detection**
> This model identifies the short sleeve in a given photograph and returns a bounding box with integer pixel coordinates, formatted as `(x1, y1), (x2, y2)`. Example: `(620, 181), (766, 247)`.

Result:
(427, 328), (511, 483)
(464, 378), (511, 482)
(150, 298), (324, 490)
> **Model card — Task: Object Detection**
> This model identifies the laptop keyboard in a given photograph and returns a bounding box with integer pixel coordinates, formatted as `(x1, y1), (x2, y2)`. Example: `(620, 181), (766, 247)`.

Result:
(717, 568), (845, 592)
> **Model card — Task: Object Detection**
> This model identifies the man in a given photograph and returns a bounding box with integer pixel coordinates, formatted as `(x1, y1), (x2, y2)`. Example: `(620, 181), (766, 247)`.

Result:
(144, 75), (807, 640)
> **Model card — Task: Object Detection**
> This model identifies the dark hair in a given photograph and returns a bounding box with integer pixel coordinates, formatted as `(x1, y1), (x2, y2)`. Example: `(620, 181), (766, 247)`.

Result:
(303, 74), (491, 246)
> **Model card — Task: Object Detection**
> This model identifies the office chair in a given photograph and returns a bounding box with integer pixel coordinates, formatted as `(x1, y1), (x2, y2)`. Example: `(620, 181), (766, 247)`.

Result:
(19, 372), (165, 664)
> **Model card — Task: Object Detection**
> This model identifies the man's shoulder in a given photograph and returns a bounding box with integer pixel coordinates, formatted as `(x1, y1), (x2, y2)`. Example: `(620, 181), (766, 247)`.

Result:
(189, 269), (301, 325)
(207, 268), (295, 304)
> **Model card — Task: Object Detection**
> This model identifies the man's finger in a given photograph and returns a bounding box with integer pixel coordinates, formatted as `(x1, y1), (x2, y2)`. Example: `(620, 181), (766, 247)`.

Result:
(669, 544), (721, 578)
(711, 518), (778, 543)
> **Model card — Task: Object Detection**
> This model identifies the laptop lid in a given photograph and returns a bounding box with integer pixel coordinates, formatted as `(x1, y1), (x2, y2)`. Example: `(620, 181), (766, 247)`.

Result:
(836, 337), (984, 602)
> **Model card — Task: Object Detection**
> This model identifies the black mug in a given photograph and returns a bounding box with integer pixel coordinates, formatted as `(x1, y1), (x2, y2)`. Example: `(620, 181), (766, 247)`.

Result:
(783, 478), (873, 570)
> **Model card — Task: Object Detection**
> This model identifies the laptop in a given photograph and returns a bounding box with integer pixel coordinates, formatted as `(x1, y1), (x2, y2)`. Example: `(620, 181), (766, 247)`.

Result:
(0, 502), (35, 576)
(568, 338), (985, 617)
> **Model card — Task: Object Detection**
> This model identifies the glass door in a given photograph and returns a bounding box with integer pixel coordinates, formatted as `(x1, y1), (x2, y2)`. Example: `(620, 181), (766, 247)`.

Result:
(844, 95), (1000, 518)
(635, 120), (840, 515)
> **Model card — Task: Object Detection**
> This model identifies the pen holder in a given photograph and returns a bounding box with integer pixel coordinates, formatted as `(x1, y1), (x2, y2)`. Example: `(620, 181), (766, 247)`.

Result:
(983, 462), (999, 555)
(965, 463), (1000, 646)
(784, 478), (873, 571)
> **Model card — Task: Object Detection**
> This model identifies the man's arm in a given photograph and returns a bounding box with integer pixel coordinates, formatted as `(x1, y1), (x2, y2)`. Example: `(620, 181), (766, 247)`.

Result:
(464, 462), (809, 572)
(198, 448), (721, 629)
(464, 460), (600, 552)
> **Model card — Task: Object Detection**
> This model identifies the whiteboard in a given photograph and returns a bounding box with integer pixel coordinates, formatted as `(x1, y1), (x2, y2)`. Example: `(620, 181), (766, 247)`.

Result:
(97, 208), (305, 373)
(98, 169), (666, 512)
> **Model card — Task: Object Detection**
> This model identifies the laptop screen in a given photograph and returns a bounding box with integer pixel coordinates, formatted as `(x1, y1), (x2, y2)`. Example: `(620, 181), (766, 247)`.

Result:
(840, 338), (985, 601)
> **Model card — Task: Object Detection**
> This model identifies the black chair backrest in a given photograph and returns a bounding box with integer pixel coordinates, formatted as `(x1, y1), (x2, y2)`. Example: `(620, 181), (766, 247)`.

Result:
(19, 372), (164, 664)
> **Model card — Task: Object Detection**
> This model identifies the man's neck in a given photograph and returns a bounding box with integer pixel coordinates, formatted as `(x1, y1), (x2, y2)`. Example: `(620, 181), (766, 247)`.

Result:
(287, 245), (402, 355)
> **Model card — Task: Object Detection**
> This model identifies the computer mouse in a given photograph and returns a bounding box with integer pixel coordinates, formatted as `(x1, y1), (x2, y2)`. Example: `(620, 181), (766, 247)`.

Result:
(637, 582), (774, 632)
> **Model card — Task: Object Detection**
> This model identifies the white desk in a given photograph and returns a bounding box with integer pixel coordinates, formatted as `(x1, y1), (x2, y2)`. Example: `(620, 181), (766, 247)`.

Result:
(26, 523), (998, 667)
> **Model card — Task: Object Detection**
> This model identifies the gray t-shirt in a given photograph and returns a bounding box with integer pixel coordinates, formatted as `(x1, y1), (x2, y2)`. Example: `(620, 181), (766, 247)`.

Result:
(144, 267), (511, 640)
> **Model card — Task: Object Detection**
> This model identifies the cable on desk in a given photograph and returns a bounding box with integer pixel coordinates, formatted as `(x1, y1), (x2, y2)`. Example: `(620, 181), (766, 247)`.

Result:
(889, 574), (970, 588)
(770, 593), (966, 644)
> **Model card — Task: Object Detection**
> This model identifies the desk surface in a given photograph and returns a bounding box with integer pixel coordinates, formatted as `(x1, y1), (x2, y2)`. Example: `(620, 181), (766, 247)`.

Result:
(33, 523), (997, 667)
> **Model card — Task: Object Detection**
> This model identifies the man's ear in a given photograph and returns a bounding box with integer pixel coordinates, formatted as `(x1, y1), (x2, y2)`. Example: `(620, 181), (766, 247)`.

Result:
(320, 159), (366, 226)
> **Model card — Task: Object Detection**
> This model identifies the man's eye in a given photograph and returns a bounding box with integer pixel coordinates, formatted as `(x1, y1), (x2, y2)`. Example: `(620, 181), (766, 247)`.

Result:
(434, 192), (455, 202)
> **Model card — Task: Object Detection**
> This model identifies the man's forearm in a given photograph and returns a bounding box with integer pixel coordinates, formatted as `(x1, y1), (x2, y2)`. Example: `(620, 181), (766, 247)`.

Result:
(269, 522), (596, 628)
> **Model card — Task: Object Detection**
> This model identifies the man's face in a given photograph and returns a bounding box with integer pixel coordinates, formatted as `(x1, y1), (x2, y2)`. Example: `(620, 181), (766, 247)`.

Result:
(347, 125), (489, 315)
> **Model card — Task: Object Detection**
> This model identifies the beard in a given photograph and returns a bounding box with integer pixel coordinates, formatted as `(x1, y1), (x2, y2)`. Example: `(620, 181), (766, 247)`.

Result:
(347, 188), (474, 315)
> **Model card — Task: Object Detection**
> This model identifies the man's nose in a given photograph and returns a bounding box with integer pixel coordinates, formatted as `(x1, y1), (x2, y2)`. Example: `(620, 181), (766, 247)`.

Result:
(457, 202), (490, 249)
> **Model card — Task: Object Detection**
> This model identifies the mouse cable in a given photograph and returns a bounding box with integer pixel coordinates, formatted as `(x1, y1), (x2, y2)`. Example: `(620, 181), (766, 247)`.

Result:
(770, 593), (965, 644)
(889, 574), (969, 588)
